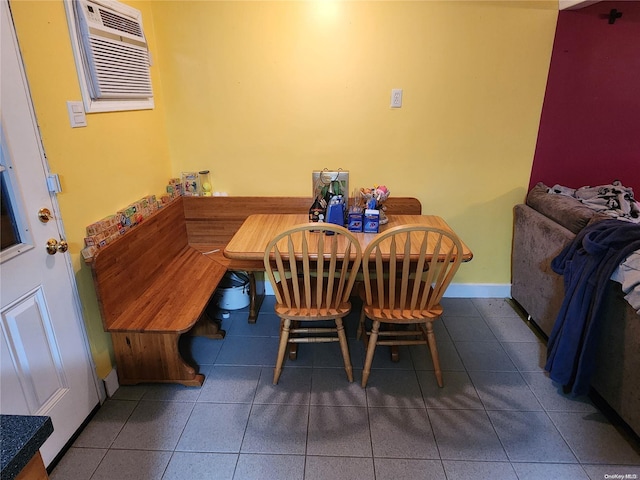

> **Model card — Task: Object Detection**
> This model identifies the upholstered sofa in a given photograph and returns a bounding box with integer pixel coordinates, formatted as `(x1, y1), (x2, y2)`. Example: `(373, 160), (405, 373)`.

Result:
(511, 183), (640, 436)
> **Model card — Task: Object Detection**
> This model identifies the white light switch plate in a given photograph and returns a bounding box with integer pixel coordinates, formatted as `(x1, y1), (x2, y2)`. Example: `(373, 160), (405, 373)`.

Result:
(391, 89), (403, 108)
(67, 101), (87, 128)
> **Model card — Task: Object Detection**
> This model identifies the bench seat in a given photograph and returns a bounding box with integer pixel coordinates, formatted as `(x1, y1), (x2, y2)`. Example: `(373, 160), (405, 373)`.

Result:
(108, 246), (226, 333)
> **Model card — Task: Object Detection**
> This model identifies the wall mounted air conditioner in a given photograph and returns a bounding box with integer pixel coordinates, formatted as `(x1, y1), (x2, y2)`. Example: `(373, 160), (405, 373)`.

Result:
(72, 0), (152, 101)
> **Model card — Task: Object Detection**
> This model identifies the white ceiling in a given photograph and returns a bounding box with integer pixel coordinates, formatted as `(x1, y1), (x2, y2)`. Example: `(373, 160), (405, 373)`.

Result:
(559, 0), (601, 10)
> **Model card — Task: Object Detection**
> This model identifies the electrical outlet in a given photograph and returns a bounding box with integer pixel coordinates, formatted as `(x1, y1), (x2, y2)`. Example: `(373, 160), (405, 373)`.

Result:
(391, 89), (403, 108)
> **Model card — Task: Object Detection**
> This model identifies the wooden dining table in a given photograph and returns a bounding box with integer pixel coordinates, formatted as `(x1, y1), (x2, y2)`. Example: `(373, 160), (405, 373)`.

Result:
(223, 213), (471, 320)
(224, 213), (473, 265)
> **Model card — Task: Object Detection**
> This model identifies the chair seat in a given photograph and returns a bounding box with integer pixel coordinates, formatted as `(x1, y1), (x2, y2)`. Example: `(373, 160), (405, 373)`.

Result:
(274, 277), (352, 319)
(363, 304), (442, 322)
(275, 303), (352, 319)
(359, 280), (443, 322)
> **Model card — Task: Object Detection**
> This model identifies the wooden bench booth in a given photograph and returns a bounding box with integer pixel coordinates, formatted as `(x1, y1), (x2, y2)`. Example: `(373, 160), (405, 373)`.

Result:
(91, 199), (227, 386)
(91, 195), (421, 386)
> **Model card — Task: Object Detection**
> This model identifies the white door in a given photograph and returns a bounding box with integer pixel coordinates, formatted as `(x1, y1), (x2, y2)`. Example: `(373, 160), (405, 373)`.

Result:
(0, 0), (101, 467)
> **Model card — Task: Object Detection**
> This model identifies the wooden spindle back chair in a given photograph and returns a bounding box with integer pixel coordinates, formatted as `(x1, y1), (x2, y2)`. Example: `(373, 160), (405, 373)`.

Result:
(359, 225), (464, 387)
(263, 223), (362, 384)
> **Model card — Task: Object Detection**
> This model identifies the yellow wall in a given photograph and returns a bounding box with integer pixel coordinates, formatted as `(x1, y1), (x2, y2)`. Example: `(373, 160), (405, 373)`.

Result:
(11, 0), (172, 378)
(10, 0), (557, 378)
(152, 0), (557, 284)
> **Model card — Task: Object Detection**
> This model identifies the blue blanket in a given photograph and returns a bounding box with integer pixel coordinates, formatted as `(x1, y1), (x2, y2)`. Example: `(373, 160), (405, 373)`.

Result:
(545, 219), (640, 395)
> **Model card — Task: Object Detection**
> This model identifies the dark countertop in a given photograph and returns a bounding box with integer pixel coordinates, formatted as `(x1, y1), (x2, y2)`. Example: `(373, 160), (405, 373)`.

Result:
(1, 415), (53, 480)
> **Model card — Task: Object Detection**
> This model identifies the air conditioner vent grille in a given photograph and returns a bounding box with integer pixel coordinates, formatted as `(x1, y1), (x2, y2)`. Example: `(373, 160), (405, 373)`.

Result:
(88, 36), (152, 98)
(98, 7), (143, 38)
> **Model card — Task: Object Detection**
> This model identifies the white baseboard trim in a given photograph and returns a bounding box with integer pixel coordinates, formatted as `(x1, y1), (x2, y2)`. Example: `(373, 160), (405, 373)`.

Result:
(262, 280), (511, 299)
(103, 368), (119, 397)
(443, 283), (512, 298)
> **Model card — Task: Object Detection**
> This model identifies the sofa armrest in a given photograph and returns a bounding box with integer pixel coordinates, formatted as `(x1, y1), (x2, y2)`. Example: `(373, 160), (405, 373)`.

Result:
(511, 204), (574, 336)
(527, 182), (596, 234)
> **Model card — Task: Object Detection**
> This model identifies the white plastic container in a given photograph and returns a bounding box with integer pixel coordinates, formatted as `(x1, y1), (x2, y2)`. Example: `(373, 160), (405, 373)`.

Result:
(215, 272), (250, 310)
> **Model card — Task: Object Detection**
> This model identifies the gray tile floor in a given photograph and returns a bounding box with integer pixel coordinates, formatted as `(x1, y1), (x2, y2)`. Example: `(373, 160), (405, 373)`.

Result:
(51, 297), (640, 480)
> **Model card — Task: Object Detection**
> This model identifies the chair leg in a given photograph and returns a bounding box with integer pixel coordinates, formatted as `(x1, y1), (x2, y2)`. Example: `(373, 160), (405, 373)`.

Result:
(361, 320), (380, 388)
(274, 318), (291, 385)
(335, 318), (353, 382)
(359, 307), (369, 350)
(288, 320), (300, 360)
(422, 322), (443, 387)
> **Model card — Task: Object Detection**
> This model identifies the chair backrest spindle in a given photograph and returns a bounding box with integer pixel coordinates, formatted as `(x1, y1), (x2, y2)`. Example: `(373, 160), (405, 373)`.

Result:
(362, 225), (464, 319)
(264, 223), (363, 314)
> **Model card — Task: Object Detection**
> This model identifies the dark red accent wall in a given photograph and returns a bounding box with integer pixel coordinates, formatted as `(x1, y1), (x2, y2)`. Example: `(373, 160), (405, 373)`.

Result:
(529, 1), (640, 194)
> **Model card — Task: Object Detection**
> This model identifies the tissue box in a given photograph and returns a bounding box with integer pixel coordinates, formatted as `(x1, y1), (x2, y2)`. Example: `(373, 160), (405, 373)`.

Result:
(364, 209), (379, 233)
(348, 211), (363, 232)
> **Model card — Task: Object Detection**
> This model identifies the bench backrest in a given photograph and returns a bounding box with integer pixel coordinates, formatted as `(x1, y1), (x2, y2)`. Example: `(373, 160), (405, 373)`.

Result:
(182, 196), (422, 246)
(91, 198), (188, 330)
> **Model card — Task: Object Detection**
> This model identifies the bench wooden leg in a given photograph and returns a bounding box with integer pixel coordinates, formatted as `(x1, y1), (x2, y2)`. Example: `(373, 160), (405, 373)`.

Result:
(111, 332), (204, 387)
(189, 310), (226, 339)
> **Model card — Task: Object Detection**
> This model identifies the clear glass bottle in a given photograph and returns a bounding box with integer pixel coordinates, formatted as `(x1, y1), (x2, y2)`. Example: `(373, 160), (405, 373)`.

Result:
(199, 170), (212, 196)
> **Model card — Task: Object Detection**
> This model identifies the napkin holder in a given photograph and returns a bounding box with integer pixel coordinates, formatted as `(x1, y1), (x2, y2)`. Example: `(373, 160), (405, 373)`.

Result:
(326, 196), (345, 230)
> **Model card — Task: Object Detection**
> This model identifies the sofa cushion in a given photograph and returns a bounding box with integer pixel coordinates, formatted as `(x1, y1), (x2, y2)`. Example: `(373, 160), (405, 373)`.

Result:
(526, 182), (596, 234)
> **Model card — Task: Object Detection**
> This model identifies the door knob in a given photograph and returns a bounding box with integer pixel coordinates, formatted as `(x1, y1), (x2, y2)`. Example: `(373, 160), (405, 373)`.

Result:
(46, 238), (68, 255)
(38, 208), (53, 223)
(57, 239), (69, 253)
